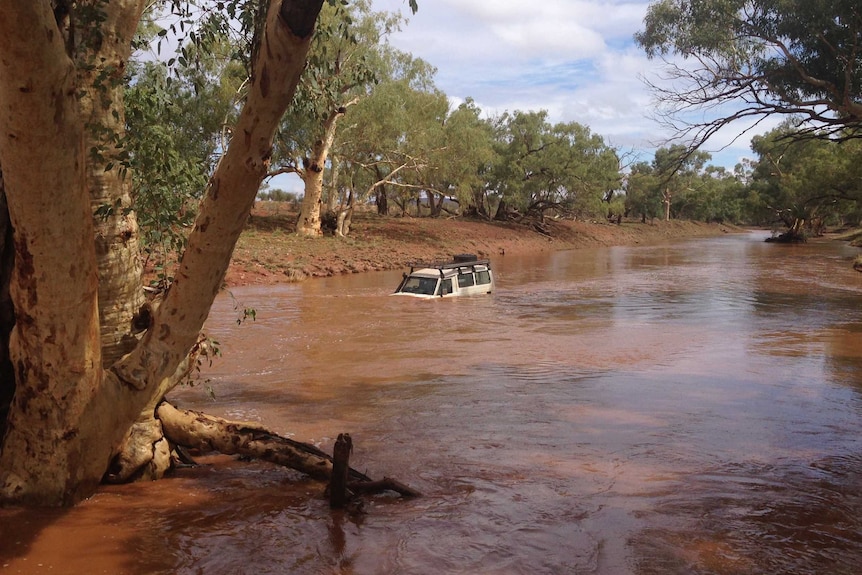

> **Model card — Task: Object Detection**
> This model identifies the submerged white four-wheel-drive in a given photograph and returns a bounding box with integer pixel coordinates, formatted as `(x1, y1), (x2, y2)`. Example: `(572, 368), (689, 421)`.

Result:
(392, 254), (494, 298)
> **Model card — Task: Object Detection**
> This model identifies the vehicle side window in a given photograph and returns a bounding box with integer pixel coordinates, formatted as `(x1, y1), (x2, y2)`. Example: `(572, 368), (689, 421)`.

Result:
(440, 278), (452, 295)
(476, 270), (491, 285)
(458, 273), (475, 287)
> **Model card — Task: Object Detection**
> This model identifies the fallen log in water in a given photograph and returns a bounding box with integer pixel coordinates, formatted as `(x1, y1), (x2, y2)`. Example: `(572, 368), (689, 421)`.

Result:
(157, 402), (420, 500)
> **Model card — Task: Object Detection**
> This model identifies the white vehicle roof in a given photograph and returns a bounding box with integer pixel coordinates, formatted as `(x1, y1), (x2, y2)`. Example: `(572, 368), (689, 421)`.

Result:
(408, 263), (490, 278)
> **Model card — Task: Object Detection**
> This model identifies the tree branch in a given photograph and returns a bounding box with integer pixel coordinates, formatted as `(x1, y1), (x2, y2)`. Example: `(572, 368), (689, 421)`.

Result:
(114, 0), (323, 391)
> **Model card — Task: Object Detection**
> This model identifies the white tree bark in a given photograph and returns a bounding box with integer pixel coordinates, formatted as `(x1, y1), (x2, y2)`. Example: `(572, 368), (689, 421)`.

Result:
(113, 0), (320, 391)
(109, 0), (325, 487)
(0, 0), (324, 505)
(0, 1), (107, 505)
(75, 0), (149, 367)
(296, 100), (356, 236)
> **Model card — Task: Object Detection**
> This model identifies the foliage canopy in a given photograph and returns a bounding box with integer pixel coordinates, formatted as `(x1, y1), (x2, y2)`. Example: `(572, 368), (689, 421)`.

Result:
(636, 0), (862, 147)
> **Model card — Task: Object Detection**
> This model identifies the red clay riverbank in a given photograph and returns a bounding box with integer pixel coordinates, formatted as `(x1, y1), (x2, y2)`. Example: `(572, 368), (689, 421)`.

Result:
(221, 203), (739, 288)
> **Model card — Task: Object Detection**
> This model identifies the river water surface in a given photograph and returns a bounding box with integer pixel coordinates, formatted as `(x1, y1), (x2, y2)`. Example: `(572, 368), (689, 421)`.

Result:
(3, 231), (862, 574)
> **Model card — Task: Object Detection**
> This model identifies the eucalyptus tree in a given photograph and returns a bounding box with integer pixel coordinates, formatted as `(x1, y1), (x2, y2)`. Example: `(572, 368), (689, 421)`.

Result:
(636, 0), (862, 156)
(321, 82), (494, 233)
(624, 161), (663, 223)
(0, 0), (333, 506)
(391, 86), (450, 216)
(332, 51), (445, 223)
(267, 0), (402, 236)
(490, 110), (620, 222)
(443, 99), (499, 219)
(671, 165), (746, 223)
(653, 144), (711, 220)
(622, 146), (716, 222)
(748, 123), (862, 236)
(402, 94), (498, 218)
(555, 122), (621, 218)
(489, 110), (548, 219)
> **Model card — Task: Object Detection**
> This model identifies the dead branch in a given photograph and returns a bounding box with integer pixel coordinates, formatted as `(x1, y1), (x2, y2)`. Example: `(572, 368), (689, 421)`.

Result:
(329, 432), (352, 508)
(157, 402), (366, 481)
(157, 402), (420, 499)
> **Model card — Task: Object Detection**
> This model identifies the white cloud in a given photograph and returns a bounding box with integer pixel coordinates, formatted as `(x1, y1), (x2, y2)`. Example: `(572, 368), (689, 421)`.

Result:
(492, 20), (606, 58)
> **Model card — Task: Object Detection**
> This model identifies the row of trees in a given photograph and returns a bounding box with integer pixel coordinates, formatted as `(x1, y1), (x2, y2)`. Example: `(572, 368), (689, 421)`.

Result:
(127, 0), (625, 241)
(633, 0), (862, 239)
(624, 127), (862, 238)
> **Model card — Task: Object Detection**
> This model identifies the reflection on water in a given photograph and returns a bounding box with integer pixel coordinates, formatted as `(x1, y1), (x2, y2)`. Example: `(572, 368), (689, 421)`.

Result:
(3, 231), (862, 574)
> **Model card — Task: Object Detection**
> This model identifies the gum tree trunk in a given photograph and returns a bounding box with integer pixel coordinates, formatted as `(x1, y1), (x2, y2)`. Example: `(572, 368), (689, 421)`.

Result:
(0, 0), (324, 506)
(111, 0), (325, 484)
(296, 101), (355, 236)
(75, 0), (149, 368)
(0, 0), (108, 505)
(335, 190), (354, 237)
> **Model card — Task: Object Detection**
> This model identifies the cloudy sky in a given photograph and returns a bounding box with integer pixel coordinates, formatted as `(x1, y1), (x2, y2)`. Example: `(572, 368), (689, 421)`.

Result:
(369, 0), (769, 170)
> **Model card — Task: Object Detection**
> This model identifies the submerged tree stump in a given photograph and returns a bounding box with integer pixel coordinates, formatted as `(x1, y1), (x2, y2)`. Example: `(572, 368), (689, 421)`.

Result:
(329, 433), (352, 508)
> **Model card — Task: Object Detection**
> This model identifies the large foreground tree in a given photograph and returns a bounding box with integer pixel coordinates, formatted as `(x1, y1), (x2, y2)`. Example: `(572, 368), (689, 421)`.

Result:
(636, 0), (862, 148)
(0, 0), (325, 506)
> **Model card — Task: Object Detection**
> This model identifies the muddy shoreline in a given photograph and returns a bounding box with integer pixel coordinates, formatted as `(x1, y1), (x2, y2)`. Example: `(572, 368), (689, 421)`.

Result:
(223, 204), (740, 288)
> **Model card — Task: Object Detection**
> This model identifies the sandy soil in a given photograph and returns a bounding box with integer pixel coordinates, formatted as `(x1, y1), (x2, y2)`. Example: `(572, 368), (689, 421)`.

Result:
(217, 202), (739, 288)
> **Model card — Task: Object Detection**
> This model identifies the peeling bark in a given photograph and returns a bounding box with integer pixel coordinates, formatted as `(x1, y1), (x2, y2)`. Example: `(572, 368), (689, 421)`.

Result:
(106, 0), (325, 491)
(0, 1), (105, 505)
(0, 170), (13, 440)
(109, 335), (215, 482)
(73, 0), (148, 368)
(104, 415), (171, 483)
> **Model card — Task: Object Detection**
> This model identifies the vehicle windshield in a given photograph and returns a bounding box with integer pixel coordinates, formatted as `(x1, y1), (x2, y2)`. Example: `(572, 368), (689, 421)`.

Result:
(398, 276), (439, 295)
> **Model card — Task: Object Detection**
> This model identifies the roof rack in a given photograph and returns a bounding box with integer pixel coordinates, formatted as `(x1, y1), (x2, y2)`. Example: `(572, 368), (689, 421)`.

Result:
(406, 257), (491, 274)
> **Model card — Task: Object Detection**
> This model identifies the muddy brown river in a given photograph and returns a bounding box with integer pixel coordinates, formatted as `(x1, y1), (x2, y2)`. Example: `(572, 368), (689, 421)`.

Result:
(3, 230), (862, 574)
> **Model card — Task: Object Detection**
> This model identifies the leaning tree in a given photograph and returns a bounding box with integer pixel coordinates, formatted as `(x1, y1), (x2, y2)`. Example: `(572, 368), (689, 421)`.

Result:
(636, 0), (862, 149)
(0, 0), (395, 506)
